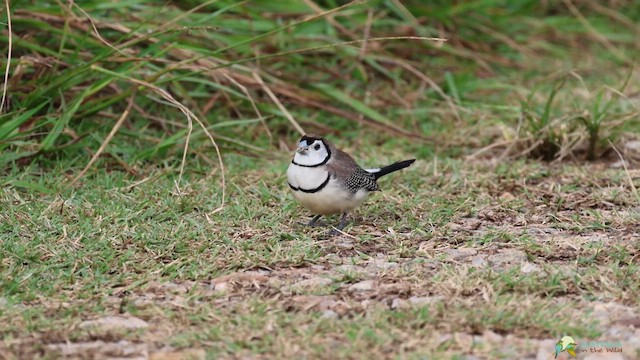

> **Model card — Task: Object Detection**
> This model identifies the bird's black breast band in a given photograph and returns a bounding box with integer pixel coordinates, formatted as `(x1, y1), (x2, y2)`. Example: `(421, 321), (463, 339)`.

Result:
(291, 156), (329, 167)
(288, 173), (331, 193)
(291, 138), (331, 167)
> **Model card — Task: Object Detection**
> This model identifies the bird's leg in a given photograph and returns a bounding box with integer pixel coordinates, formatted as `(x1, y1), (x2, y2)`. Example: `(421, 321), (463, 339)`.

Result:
(336, 212), (349, 230)
(329, 212), (349, 236)
(307, 214), (323, 227)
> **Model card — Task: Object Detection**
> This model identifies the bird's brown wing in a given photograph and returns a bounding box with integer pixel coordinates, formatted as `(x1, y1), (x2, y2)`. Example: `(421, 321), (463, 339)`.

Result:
(326, 149), (379, 193)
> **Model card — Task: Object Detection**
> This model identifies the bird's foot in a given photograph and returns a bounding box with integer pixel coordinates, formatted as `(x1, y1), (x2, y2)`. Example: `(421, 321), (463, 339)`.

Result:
(298, 214), (324, 227)
(327, 212), (349, 236)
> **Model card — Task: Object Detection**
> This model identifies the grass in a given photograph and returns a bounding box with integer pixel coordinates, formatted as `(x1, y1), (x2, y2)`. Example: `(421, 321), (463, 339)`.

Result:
(2, 0), (640, 359)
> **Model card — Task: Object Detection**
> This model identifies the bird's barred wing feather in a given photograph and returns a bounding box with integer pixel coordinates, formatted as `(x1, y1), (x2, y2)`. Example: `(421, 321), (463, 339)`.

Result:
(326, 149), (380, 193)
(346, 168), (379, 193)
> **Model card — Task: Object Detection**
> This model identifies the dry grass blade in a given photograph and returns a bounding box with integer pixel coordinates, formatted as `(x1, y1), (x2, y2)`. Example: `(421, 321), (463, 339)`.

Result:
(376, 56), (463, 123)
(330, 228), (358, 240)
(0, 0), (12, 113)
(252, 72), (305, 136)
(587, 0), (640, 36)
(68, 93), (137, 187)
(609, 139), (640, 205)
(245, 37), (448, 62)
(604, 85), (640, 112)
(358, 9), (374, 60)
(303, 0), (358, 39)
(223, 73), (272, 143)
(465, 140), (516, 161)
(70, 1), (127, 56)
(390, 0), (420, 25)
(563, 0), (631, 64)
(162, 0), (231, 30)
(473, 22), (536, 59)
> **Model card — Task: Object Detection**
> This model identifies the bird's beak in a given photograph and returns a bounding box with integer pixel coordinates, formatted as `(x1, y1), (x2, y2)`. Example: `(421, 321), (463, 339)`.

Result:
(296, 145), (309, 154)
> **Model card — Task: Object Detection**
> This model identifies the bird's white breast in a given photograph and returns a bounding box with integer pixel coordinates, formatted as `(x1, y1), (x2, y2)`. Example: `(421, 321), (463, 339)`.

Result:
(287, 163), (370, 215)
(287, 163), (327, 190)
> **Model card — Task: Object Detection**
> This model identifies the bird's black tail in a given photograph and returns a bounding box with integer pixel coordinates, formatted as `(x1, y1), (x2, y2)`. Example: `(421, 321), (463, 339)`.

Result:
(372, 159), (416, 180)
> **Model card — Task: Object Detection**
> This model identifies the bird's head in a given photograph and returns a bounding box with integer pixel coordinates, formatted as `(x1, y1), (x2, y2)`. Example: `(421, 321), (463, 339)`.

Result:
(292, 134), (331, 167)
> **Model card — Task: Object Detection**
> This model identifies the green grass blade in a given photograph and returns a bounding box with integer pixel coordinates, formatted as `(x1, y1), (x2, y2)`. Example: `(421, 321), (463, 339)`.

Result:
(313, 84), (395, 127)
(41, 78), (115, 151)
(5, 180), (54, 194)
(0, 103), (48, 141)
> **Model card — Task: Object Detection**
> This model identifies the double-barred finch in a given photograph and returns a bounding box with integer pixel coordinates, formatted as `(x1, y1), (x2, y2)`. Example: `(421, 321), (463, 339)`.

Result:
(287, 134), (415, 234)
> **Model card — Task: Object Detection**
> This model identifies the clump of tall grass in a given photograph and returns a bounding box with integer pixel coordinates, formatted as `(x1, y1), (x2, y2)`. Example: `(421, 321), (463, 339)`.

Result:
(513, 73), (638, 162)
(0, 0), (443, 175)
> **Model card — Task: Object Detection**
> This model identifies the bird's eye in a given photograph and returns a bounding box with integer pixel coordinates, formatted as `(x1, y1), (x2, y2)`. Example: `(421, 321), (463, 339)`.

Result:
(314, 144), (321, 150)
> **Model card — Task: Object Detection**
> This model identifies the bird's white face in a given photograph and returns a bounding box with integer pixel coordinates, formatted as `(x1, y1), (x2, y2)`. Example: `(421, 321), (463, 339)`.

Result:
(292, 137), (330, 167)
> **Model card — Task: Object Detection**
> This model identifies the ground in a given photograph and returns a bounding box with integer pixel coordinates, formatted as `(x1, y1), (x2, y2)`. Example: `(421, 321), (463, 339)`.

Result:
(2, 151), (639, 359)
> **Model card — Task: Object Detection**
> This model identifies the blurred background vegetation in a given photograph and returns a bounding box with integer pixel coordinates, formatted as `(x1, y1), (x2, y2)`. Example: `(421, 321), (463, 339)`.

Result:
(1, 0), (639, 185)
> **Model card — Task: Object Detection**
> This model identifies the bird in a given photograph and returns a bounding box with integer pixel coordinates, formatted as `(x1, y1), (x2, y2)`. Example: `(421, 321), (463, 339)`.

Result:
(554, 336), (577, 358)
(286, 134), (415, 234)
